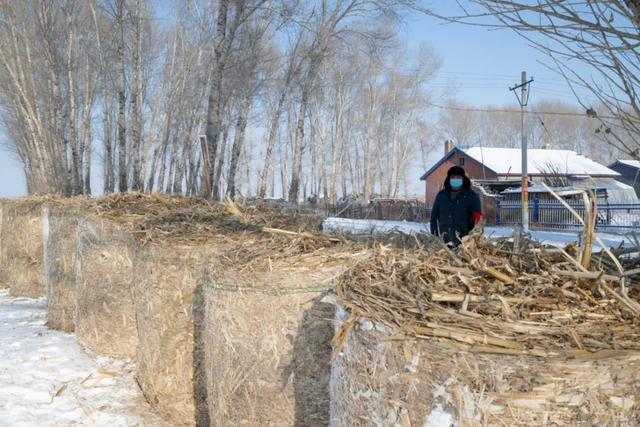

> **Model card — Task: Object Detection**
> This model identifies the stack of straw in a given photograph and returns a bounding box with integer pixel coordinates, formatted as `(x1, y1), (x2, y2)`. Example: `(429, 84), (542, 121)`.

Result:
(0, 197), (52, 297)
(332, 227), (640, 425)
(43, 199), (92, 332)
(129, 198), (352, 426)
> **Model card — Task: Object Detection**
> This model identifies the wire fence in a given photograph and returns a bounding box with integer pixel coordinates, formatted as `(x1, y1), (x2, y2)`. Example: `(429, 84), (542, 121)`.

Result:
(496, 199), (640, 232)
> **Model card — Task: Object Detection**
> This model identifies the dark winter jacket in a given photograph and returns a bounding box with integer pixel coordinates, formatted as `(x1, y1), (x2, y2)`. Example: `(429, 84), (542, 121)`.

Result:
(430, 176), (482, 246)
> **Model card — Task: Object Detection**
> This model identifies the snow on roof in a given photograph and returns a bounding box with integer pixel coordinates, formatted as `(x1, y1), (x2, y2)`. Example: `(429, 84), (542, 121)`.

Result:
(500, 178), (639, 203)
(463, 147), (619, 177)
(617, 159), (640, 169)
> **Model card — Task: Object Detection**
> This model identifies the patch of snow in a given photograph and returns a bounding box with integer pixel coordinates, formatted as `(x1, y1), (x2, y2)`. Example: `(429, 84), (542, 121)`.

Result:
(329, 305), (351, 427)
(424, 404), (454, 427)
(323, 217), (430, 236)
(404, 354), (420, 374)
(610, 396), (635, 411)
(323, 217), (635, 250)
(0, 290), (167, 426)
(463, 147), (618, 176)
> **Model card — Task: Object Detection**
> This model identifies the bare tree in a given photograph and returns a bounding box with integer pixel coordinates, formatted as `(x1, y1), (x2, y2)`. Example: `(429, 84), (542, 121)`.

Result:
(286, 0), (418, 202)
(423, 1), (640, 159)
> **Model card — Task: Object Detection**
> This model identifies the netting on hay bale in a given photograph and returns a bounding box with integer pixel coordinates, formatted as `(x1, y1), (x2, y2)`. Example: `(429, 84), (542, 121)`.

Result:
(75, 217), (137, 358)
(43, 205), (83, 332)
(73, 193), (218, 359)
(133, 243), (220, 427)
(128, 199), (344, 426)
(331, 229), (640, 426)
(0, 198), (49, 298)
(203, 269), (338, 427)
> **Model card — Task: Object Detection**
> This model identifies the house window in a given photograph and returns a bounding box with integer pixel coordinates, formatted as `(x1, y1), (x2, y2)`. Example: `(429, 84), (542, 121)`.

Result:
(459, 157), (465, 166)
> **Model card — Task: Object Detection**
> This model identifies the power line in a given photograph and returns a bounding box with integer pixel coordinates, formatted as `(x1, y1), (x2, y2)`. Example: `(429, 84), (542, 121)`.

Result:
(424, 101), (621, 120)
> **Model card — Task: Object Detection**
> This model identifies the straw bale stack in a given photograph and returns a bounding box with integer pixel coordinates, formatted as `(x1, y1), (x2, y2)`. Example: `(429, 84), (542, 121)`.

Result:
(43, 203), (88, 332)
(75, 217), (137, 358)
(196, 202), (360, 426)
(331, 317), (640, 426)
(73, 193), (213, 358)
(331, 229), (640, 425)
(133, 243), (222, 426)
(130, 199), (343, 426)
(0, 198), (49, 297)
(204, 269), (337, 427)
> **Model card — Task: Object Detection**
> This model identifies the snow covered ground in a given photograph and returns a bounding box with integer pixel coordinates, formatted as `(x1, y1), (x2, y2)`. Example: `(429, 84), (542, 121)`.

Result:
(0, 290), (167, 427)
(323, 217), (636, 250)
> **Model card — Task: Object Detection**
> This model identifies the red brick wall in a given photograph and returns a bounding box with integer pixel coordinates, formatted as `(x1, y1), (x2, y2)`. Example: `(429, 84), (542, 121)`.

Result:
(424, 152), (497, 206)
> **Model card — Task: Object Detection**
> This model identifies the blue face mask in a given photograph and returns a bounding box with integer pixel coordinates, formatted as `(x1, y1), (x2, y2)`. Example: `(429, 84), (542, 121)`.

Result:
(450, 178), (463, 189)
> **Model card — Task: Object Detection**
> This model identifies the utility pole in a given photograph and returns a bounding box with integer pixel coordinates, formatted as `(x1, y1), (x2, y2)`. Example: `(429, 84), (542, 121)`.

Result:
(510, 72), (534, 231)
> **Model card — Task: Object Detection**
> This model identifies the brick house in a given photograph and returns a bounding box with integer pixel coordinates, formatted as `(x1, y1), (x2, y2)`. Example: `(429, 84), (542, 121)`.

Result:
(421, 143), (624, 223)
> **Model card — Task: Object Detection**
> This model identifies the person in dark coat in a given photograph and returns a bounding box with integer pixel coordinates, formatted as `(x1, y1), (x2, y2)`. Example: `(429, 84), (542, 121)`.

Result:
(430, 165), (482, 246)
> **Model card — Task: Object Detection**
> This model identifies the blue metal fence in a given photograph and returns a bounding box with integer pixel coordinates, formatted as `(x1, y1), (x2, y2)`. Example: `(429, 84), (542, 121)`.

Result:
(496, 199), (640, 231)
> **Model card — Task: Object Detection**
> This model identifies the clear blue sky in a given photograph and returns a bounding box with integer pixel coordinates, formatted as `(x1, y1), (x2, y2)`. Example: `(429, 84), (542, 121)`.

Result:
(403, 5), (593, 106)
(0, 3), (591, 198)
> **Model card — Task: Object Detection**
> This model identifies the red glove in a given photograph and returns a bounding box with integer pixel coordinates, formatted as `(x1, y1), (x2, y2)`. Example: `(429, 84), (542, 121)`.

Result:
(473, 212), (483, 224)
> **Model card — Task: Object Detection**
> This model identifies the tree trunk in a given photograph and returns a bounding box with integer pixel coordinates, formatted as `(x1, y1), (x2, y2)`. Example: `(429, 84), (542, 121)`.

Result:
(81, 61), (93, 195)
(65, 10), (81, 195)
(204, 0), (229, 198)
(130, 0), (143, 191)
(212, 122), (229, 200)
(116, 0), (127, 192)
(165, 132), (180, 193)
(363, 83), (376, 205)
(288, 85), (309, 202)
(258, 90), (286, 199)
(103, 89), (114, 193)
(227, 91), (252, 199)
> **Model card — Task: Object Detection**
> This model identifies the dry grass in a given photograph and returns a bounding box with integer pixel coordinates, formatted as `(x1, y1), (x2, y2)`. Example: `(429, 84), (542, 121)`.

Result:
(133, 243), (223, 427)
(333, 225), (640, 425)
(75, 218), (137, 358)
(63, 193), (347, 424)
(0, 198), (50, 297)
(337, 226), (640, 355)
(44, 204), (90, 332)
(332, 319), (640, 426)
(125, 196), (359, 426)
(203, 267), (340, 427)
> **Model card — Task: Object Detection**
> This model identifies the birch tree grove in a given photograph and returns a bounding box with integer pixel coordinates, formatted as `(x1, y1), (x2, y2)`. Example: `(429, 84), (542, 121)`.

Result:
(0, 1), (97, 194)
(0, 0), (445, 202)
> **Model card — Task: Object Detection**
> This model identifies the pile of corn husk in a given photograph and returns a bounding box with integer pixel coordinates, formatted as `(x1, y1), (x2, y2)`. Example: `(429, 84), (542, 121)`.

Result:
(337, 226), (640, 356)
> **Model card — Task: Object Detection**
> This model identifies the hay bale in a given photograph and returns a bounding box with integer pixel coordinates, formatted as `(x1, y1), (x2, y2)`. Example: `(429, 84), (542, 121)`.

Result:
(0, 199), (46, 297)
(330, 313), (640, 426)
(133, 243), (220, 426)
(75, 217), (137, 358)
(43, 206), (82, 332)
(203, 268), (336, 426)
